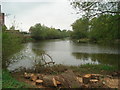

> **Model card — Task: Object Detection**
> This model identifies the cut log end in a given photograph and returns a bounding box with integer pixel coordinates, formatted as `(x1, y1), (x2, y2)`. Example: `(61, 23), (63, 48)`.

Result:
(90, 79), (99, 83)
(52, 78), (57, 87)
(36, 80), (43, 85)
(83, 74), (91, 84)
(56, 81), (61, 85)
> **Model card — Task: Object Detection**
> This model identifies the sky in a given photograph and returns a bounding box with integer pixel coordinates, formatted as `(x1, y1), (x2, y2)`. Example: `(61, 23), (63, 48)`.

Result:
(1, 0), (80, 32)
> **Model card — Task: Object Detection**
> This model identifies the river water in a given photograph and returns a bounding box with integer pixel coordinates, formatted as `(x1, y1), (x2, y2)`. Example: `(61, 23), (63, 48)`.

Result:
(7, 39), (120, 71)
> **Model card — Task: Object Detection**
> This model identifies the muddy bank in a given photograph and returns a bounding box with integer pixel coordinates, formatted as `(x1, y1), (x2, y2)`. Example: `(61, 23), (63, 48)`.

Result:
(11, 68), (119, 89)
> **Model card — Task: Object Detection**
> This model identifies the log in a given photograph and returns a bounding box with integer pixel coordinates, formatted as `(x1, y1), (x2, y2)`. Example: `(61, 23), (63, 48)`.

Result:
(42, 61), (55, 66)
(36, 80), (43, 85)
(30, 74), (37, 81)
(56, 81), (61, 85)
(83, 74), (91, 84)
(76, 77), (82, 83)
(91, 74), (100, 80)
(36, 74), (43, 80)
(54, 70), (81, 88)
(52, 77), (57, 87)
(43, 76), (57, 87)
(24, 72), (31, 79)
(90, 79), (98, 83)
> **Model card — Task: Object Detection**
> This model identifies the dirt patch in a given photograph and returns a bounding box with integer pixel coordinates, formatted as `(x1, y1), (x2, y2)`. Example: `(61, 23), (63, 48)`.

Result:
(11, 70), (119, 88)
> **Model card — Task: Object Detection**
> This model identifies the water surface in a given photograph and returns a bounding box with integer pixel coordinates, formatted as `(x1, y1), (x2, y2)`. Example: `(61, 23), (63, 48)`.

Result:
(7, 39), (119, 71)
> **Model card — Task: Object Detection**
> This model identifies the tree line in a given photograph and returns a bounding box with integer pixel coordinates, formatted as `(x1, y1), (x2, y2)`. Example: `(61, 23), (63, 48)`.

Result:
(71, 14), (120, 42)
(29, 23), (70, 40)
(70, 1), (120, 43)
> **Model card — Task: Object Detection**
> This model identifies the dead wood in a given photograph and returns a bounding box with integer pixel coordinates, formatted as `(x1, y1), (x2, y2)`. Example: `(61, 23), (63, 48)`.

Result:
(83, 74), (91, 84)
(36, 80), (43, 85)
(24, 72), (31, 79)
(30, 74), (37, 81)
(54, 70), (81, 88)
(43, 76), (57, 87)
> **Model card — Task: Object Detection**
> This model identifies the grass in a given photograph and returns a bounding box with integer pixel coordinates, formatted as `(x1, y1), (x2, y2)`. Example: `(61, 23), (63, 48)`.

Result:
(1, 64), (118, 88)
(41, 64), (118, 75)
(69, 64), (118, 74)
(2, 69), (33, 88)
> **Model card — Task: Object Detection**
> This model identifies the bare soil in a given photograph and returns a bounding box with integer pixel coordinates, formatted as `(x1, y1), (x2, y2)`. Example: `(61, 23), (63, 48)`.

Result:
(11, 70), (119, 89)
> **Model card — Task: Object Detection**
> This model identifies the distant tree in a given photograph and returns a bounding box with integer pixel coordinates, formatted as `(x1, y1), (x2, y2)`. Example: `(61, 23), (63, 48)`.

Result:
(9, 25), (15, 30)
(29, 23), (69, 40)
(2, 25), (7, 31)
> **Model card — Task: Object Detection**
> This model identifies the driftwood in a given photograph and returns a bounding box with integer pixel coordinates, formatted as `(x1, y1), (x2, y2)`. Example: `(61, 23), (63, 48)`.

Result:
(42, 61), (55, 66)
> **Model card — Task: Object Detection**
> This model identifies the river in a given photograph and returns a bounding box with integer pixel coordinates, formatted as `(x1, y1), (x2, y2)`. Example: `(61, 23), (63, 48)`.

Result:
(7, 39), (120, 72)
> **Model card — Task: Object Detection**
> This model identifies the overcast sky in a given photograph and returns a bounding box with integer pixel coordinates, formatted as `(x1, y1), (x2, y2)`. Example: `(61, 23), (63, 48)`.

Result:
(1, 0), (80, 32)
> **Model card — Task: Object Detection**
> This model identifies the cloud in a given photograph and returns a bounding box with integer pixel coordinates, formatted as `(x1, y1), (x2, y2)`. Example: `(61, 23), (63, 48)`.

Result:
(3, 1), (80, 31)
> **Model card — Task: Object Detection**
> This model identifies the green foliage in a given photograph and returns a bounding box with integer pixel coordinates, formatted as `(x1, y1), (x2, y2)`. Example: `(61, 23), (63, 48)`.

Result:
(2, 30), (23, 68)
(71, 18), (89, 39)
(71, 14), (120, 43)
(9, 25), (15, 30)
(2, 25), (7, 31)
(2, 70), (31, 88)
(29, 23), (70, 40)
(69, 64), (118, 74)
(89, 14), (120, 42)
(43, 64), (118, 75)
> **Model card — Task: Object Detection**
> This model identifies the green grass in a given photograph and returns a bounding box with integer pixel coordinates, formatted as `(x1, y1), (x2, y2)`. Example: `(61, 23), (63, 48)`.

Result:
(69, 64), (118, 74)
(43, 64), (118, 75)
(2, 70), (32, 88)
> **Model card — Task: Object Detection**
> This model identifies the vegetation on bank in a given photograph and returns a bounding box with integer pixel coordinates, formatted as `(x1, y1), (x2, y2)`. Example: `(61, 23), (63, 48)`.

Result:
(70, 1), (120, 43)
(24, 64), (118, 76)
(2, 69), (33, 88)
(29, 23), (71, 40)
(71, 14), (120, 43)
(2, 25), (23, 68)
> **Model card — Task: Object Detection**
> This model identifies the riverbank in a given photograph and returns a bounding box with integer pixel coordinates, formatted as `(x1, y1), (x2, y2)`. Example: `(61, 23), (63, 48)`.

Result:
(2, 69), (34, 88)
(3, 64), (119, 88)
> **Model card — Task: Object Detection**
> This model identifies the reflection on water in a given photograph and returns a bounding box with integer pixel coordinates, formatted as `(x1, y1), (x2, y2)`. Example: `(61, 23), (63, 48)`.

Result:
(72, 53), (119, 66)
(7, 39), (120, 71)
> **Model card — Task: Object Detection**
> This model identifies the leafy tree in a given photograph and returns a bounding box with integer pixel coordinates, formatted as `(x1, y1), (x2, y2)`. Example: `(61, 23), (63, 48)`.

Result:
(2, 25), (7, 31)
(71, 18), (89, 39)
(70, 1), (120, 18)
(29, 23), (69, 40)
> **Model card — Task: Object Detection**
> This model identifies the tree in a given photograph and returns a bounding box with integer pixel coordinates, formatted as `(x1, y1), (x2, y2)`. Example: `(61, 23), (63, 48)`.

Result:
(71, 18), (89, 39)
(29, 23), (69, 40)
(70, 1), (120, 18)
(89, 14), (120, 42)
(2, 25), (7, 31)
(9, 25), (15, 30)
